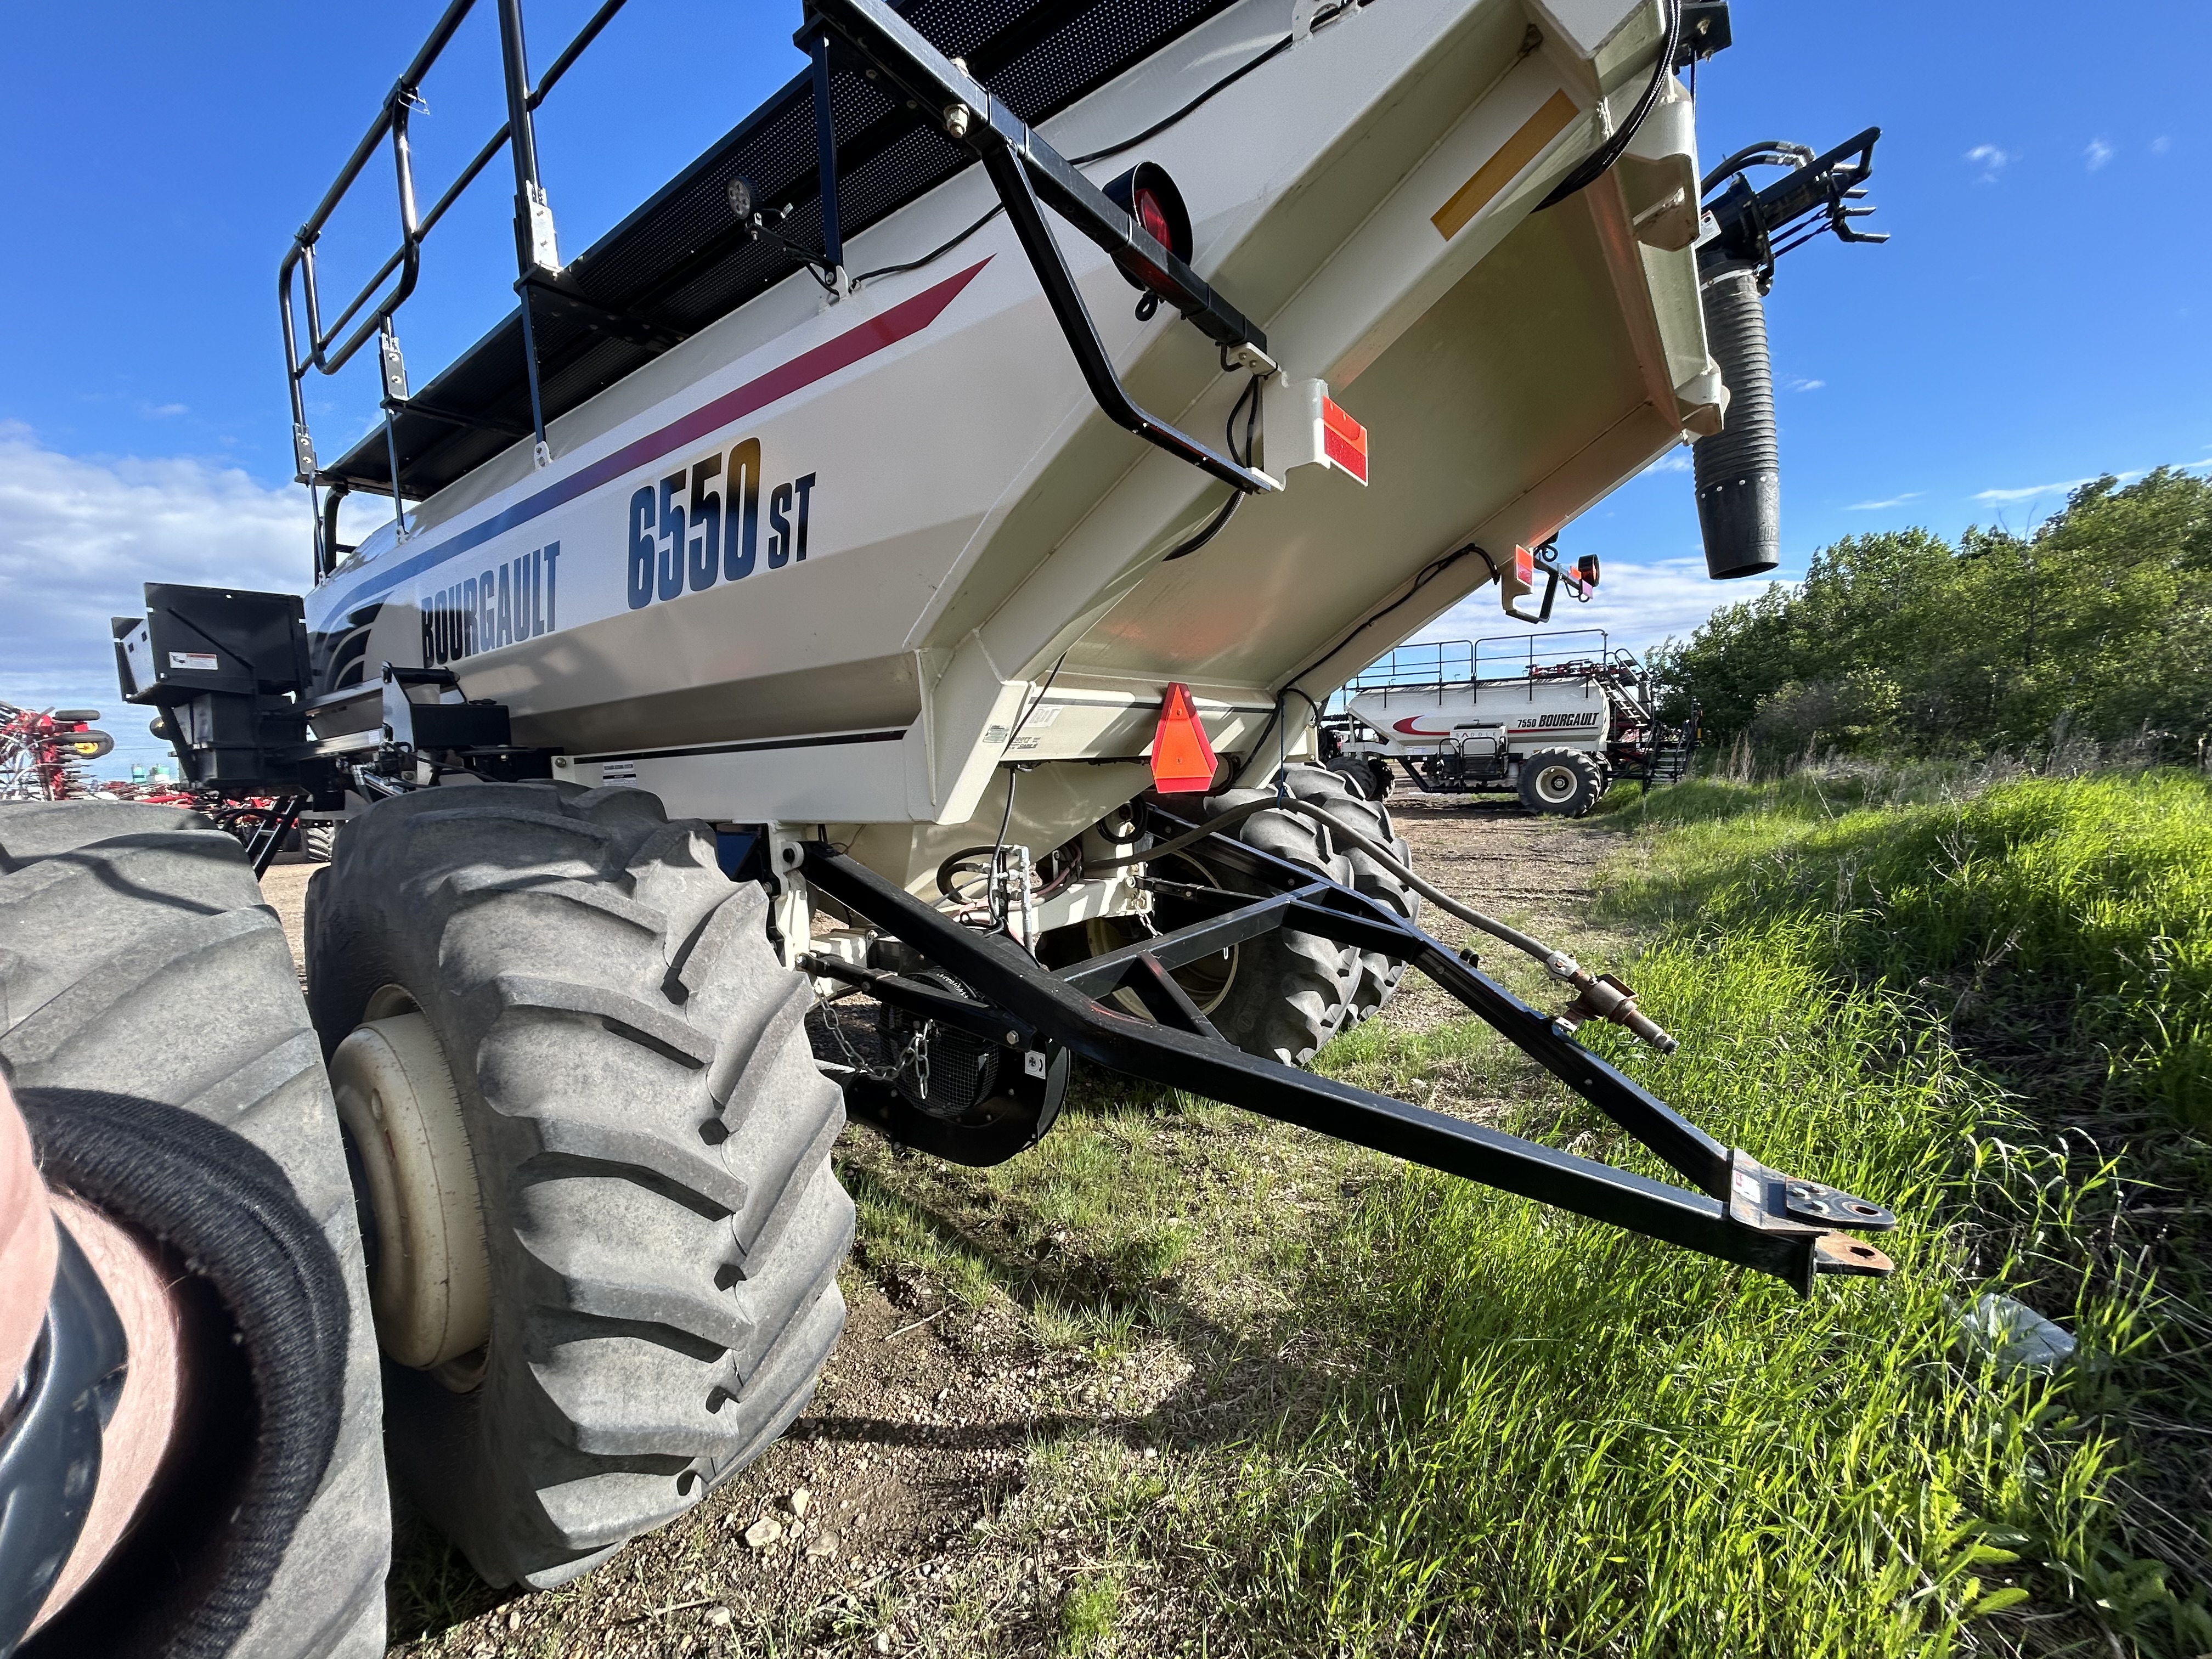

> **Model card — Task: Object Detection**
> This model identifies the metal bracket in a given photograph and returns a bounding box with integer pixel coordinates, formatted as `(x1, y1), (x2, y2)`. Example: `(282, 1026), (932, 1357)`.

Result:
(808, 0), (1279, 496)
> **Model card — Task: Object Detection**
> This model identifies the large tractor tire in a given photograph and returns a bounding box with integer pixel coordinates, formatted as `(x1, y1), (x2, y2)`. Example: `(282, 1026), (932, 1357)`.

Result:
(302, 821), (338, 863)
(1323, 755), (1391, 801)
(1278, 765), (1421, 1021)
(306, 782), (851, 1588)
(0, 800), (388, 1658)
(1517, 748), (1605, 817)
(1171, 780), (1362, 1064)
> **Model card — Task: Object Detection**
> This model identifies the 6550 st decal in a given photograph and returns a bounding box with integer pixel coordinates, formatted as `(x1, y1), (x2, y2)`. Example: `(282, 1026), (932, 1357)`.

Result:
(414, 433), (819, 667)
(628, 436), (816, 609)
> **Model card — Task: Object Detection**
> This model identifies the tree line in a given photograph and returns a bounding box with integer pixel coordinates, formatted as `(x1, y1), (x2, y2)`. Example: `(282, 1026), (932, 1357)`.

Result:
(1656, 468), (2212, 758)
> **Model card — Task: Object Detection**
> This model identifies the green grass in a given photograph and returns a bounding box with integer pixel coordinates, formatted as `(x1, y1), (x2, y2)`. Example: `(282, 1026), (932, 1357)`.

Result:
(839, 767), (2211, 1656)
(1172, 924), (2157, 1655)
(1057, 1571), (1124, 1655)
(1609, 769), (2212, 1129)
(1166, 768), (2209, 1656)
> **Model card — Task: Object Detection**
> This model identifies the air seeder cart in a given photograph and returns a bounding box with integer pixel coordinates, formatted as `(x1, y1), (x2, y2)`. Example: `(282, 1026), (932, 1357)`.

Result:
(10, 0), (1888, 1619)
(1322, 628), (1697, 814)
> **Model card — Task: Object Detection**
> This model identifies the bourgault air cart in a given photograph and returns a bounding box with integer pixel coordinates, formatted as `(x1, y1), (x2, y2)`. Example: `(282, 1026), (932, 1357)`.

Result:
(7, 0), (1888, 1635)
(1322, 628), (1698, 814)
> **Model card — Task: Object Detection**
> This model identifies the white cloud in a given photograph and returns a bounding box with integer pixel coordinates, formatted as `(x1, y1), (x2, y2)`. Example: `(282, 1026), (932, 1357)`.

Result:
(2085, 137), (2116, 171)
(1847, 492), (1921, 511)
(1970, 477), (2095, 504)
(1785, 376), (1826, 392)
(0, 424), (309, 774)
(1978, 468), (2152, 506)
(2151, 136), (2172, 156)
(1408, 555), (1788, 663)
(1965, 143), (2013, 182)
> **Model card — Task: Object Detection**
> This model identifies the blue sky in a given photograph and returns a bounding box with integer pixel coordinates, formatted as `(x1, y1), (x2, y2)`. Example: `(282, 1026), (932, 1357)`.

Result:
(2, 0), (2207, 773)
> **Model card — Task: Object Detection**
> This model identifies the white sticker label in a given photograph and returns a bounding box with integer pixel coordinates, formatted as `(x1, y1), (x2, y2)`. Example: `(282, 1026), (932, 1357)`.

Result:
(167, 651), (219, 671)
(600, 759), (638, 782)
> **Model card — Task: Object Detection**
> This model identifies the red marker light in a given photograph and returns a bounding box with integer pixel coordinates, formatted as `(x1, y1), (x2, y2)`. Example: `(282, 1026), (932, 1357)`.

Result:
(1133, 187), (1174, 250)
(1103, 163), (1193, 295)
(1149, 682), (1218, 794)
(1513, 544), (1534, 586)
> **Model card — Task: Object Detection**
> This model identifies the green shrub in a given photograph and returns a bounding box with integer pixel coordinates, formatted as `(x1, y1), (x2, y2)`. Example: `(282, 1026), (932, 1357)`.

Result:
(1659, 470), (2212, 757)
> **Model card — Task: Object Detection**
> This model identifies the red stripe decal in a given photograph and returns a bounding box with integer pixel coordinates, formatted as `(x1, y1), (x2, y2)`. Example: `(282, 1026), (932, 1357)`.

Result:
(323, 258), (991, 613)
(623, 259), (991, 468)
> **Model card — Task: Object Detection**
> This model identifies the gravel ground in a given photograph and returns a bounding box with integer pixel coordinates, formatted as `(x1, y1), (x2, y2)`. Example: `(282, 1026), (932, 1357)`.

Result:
(254, 796), (1625, 1655)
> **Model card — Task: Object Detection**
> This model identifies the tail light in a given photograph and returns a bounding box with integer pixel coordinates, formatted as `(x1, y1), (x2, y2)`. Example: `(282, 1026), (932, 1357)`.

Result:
(1103, 163), (1192, 295)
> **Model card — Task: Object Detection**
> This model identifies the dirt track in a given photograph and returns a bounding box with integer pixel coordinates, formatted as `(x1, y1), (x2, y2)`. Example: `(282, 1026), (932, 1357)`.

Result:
(256, 799), (1623, 1656)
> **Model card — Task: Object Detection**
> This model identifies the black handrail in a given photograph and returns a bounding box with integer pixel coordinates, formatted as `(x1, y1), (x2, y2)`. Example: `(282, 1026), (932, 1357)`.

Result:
(278, 0), (635, 575)
(810, 0), (1280, 496)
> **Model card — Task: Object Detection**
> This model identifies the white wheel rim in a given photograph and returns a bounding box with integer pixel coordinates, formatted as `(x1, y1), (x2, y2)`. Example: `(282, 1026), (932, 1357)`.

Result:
(332, 1008), (492, 1379)
(1536, 765), (1578, 802)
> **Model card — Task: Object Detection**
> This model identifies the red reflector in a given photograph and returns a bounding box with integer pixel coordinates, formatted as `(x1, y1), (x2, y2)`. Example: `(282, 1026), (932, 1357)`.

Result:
(1321, 395), (1368, 484)
(1149, 682), (1219, 794)
(1513, 544), (1534, 586)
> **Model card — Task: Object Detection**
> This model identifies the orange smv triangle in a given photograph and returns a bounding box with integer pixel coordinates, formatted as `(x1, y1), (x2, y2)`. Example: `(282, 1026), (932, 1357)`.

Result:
(1149, 682), (1218, 794)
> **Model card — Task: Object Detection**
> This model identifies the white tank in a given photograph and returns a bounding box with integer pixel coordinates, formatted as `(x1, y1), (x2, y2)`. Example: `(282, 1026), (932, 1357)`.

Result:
(1341, 633), (1626, 767)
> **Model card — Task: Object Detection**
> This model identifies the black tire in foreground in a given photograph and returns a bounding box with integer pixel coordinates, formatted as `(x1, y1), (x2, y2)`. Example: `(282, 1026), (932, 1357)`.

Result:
(1517, 748), (1605, 817)
(0, 800), (389, 1659)
(1278, 764), (1421, 1021)
(307, 782), (852, 1588)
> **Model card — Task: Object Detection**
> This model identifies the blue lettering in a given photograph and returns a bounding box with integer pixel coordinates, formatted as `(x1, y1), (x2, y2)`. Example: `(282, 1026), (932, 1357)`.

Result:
(766, 482), (792, 568)
(726, 439), (759, 580)
(628, 489), (655, 609)
(658, 474), (685, 601)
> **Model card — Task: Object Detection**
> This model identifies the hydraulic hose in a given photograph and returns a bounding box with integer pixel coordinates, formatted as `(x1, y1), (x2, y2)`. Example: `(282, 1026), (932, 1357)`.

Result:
(1536, 0), (1684, 211)
(1085, 797), (1678, 1052)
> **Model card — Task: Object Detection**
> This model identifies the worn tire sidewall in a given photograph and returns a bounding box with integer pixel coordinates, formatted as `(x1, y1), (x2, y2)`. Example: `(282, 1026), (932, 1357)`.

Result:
(306, 791), (551, 1575)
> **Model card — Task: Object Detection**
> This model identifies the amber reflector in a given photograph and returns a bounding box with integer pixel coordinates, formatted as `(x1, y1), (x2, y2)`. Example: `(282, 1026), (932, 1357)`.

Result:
(1149, 682), (1218, 794)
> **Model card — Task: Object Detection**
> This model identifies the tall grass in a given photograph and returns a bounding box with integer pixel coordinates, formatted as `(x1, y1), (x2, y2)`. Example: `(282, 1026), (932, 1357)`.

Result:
(1159, 769), (2212, 1655)
(1611, 770), (2212, 1129)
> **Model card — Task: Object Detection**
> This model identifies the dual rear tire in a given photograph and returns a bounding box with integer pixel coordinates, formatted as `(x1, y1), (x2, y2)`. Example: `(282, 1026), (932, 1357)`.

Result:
(1088, 765), (1421, 1065)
